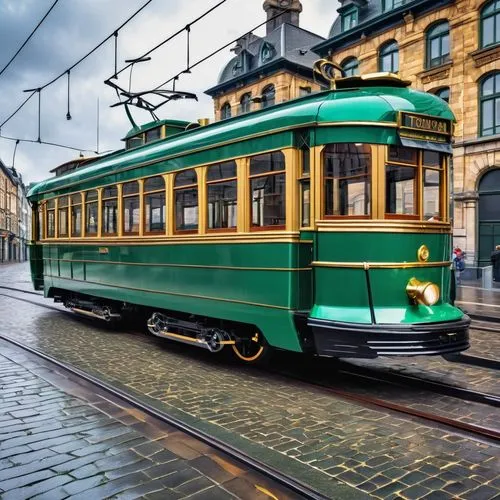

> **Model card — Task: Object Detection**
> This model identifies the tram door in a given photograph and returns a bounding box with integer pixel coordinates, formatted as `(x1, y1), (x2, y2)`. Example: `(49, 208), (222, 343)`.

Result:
(478, 169), (500, 267)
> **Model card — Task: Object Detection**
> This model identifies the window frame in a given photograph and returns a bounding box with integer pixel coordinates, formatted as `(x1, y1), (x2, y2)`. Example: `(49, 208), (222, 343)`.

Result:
(249, 151), (287, 231)
(84, 189), (99, 237)
(261, 85), (276, 109)
(46, 199), (56, 238)
(70, 193), (83, 238)
(57, 196), (69, 238)
(481, 0), (500, 49)
(479, 72), (500, 137)
(425, 21), (450, 69)
(341, 7), (358, 32)
(174, 169), (199, 234)
(239, 93), (252, 115)
(122, 181), (140, 236)
(206, 161), (238, 233)
(143, 176), (166, 235)
(378, 40), (399, 73)
(322, 143), (372, 220)
(101, 185), (119, 236)
(221, 102), (232, 120)
(341, 57), (360, 77)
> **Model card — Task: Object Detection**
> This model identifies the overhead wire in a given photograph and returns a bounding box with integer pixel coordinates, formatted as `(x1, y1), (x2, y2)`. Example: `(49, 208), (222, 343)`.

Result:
(152, 7), (290, 91)
(0, 0), (156, 130)
(0, 0), (61, 79)
(0, 133), (95, 153)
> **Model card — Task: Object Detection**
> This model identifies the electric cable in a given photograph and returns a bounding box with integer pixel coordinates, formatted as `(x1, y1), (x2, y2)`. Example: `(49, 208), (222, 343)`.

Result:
(0, 134), (95, 153)
(153, 8), (290, 91)
(0, 0), (155, 129)
(0, 0), (61, 79)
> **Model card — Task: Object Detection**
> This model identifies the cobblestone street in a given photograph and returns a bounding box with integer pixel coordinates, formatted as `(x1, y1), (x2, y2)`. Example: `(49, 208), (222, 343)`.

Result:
(1, 263), (500, 499)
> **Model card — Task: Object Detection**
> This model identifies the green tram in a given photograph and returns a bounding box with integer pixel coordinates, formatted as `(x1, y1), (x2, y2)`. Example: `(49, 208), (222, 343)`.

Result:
(28, 72), (470, 363)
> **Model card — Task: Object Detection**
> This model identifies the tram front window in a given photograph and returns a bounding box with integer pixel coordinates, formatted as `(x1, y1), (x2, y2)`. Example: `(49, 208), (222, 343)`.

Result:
(323, 143), (371, 217)
(385, 165), (417, 217)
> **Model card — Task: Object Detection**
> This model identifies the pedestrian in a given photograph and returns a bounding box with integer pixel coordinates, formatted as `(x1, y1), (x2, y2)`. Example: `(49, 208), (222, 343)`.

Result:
(453, 248), (465, 285)
(491, 245), (500, 282)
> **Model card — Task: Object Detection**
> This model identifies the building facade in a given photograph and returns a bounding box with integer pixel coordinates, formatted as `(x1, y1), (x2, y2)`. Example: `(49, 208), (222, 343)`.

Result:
(312, 0), (500, 266)
(0, 160), (30, 262)
(205, 0), (326, 120)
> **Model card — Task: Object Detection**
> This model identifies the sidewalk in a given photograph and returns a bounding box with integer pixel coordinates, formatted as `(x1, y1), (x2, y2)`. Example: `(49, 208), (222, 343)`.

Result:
(456, 286), (500, 322)
(0, 340), (288, 500)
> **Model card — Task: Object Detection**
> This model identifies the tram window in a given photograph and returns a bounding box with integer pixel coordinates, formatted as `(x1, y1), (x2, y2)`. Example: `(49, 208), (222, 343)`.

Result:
(423, 169), (441, 221)
(102, 186), (118, 235)
(70, 193), (82, 237)
(301, 180), (311, 226)
(144, 176), (166, 234)
(175, 170), (198, 232)
(47, 199), (55, 238)
(85, 190), (98, 236)
(145, 127), (161, 143)
(37, 204), (44, 240)
(207, 161), (237, 230)
(323, 144), (371, 217)
(385, 165), (417, 216)
(423, 151), (441, 168)
(58, 196), (69, 237)
(388, 146), (417, 165)
(123, 181), (140, 235)
(249, 152), (286, 229)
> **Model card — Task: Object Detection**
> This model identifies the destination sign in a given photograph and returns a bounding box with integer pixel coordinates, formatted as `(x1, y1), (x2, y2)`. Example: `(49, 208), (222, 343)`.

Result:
(399, 112), (452, 138)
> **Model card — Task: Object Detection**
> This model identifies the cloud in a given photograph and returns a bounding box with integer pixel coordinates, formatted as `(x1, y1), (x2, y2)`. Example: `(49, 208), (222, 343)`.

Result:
(0, 0), (338, 184)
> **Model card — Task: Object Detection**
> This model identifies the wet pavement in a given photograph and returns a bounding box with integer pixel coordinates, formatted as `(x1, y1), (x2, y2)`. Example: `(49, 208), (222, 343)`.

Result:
(1, 263), (500, 499)
(456, 286), (500, 322)
(0, 340), (302, 500)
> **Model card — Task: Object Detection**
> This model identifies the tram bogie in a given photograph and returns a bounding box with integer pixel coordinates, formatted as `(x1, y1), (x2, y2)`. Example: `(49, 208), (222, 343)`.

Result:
(28, 71), (470, 363)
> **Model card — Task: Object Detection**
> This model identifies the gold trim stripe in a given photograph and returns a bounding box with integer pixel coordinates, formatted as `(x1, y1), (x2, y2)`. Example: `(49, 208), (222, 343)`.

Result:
(311, 260), (451, 269)
(44, 257), (311, 272)
(46, 275), (291, 311)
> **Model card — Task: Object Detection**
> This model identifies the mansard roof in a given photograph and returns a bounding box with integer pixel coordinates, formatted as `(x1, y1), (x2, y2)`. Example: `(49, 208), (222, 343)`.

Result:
(205, 23), (324, 96)
(313, 0), (454, 55)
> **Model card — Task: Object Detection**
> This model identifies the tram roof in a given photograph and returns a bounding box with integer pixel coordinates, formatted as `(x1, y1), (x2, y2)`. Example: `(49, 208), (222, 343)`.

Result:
(28, 85), (454, 198)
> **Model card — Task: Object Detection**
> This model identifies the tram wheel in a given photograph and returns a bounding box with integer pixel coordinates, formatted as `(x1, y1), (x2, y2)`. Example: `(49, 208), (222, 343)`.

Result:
(232, 332), (270, 364)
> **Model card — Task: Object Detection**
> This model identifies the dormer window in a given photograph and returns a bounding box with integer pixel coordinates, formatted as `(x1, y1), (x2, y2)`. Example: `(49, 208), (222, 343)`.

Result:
(145, 127), (161, 143)
(342, 7), (358, 32)
(260, 42), (275, 64)
(382, 0), (403, 11)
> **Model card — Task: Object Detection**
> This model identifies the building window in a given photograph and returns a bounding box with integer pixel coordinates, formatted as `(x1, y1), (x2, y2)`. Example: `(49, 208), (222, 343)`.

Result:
(260, 42), (275, 64)
(342, 8), (358, 31)
(123, 181), (140, 235)
(341, 57), (360, 77)
(379, 40), (399, 73)
(382, 0), (403, 11)
(175, 170), (198, 232)
(239, 93), (252, 115)
(207, 161), (237, 230)
(481, 0), (500, 48)
(102, 186), (118, 235)
(480, 72), (500, 137)
(85, 190), (98, 236)
(249, 151), (286, 229)
(70, 193), (82, 237)
(221, 102), (231, 120)
(261, 85), (275, 109)
(47, 199), (55, 238)
(433, 87), (450, 103)
(144, 177), (165, 233)
(323, 144), (371, 218)
(58, 196), (69, 237)
(426, 22), (450, 69)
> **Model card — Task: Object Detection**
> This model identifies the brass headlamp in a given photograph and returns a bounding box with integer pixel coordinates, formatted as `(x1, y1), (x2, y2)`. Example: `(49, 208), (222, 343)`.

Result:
(406, 277), (440, 306)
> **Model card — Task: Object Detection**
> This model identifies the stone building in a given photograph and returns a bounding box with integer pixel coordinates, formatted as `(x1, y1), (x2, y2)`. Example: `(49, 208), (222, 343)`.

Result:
(0, 160), (30, 262)
(312, 0), (500, 266)
(205, 0), (326, 120)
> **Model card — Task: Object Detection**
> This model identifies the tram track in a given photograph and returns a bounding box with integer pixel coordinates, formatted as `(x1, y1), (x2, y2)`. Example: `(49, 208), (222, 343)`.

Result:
(0, 332), (328, 500)
(3, 285), (500, 448)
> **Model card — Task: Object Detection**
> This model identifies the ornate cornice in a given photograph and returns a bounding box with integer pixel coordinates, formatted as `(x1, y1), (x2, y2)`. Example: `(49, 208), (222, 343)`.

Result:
(470, 44), (500, 68)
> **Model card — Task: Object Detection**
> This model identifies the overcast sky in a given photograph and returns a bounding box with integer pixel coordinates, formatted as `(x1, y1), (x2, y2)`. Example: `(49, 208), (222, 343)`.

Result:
(0, 0), (337, 184)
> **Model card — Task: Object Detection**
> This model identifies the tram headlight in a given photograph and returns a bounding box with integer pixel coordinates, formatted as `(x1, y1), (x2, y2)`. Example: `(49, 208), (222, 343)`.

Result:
(406, 278), (440, 306)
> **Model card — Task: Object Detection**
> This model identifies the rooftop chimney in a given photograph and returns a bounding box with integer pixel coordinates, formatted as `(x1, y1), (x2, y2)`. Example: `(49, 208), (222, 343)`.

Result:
(263, 0), (302, 35)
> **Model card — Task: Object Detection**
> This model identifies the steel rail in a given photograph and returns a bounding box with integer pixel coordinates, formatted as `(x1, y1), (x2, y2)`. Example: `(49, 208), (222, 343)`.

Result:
(267, 365), (500, 444)
(0, 296), (329, 500)
(3, 286), (500, 443)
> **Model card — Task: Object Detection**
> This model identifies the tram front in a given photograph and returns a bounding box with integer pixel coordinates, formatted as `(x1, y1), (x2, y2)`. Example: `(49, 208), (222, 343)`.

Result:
(305, 76), (470, 358)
